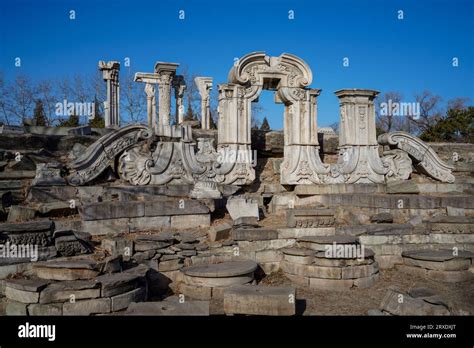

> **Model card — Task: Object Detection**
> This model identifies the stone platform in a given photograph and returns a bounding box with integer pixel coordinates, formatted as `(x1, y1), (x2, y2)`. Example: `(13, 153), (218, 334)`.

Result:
(281, 236), (379, 290)
(179, 260), (258, 300)
(397, 249), (474, 283)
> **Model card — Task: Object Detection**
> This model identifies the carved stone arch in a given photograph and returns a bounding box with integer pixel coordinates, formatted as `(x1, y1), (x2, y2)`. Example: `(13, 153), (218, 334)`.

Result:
(218, 52), (328, 185)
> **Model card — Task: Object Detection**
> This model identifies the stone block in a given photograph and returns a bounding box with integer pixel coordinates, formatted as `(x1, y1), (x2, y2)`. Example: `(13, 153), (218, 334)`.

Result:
(101, 237), (134, 261)
(233, 228), (278, 241)
(255, 250), (283, 263)
(353, 273), (379, 288)
(224, 285), (296, 316)
(375, 255), (403, 269)
(125, 300), (209, 316)
(370, 212), (394, 223)
(380, 287), (450, 315)
(309, 278), (353, 291)
(171, 214), (210, 229)
(277, 227), (335, 239)
(178, 282), (212, 300)
(63, 298), (111, 315)
(6, 300), (28, 315)
(28, 303), (63, 316)
(81, 218), (130, 236)
(226, 196), (259, 221)
(79, 201), (145, 220)
(96, 272), (144, 297)
(287, 208), (335, 228)
(129, 216), (171, 232)
(208, 223), (232, 242)
(284, 273), (309, 287)
(341, 263), (379, 279)
(281, 261), (341, 279)
(111, 287), (146, 312)
(39, 280), (100, 304)
(237, 239), (295, 252)
(7, 206), (36, 222)
(387, 181), (420, 194)
(145, 198), (209, 216)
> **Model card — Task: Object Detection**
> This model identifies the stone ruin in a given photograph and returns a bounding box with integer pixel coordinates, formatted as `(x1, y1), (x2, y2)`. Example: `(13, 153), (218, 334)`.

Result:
(0, 51), (472, 316)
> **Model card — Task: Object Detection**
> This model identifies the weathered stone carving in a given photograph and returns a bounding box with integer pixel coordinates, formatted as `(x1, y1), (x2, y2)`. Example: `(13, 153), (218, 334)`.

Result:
(66, 125), (152, 186)
(378, 132), (455, 183)
(98, 61), (120, 128)
(65, 55), (454, 189)
(382, 149), (413, 182)
(222, 52), (328, 184)
(320, 89), (389, 184)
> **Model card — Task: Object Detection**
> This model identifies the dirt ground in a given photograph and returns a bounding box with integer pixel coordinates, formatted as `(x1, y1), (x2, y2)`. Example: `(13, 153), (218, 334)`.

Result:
(210, 268), (474, 315)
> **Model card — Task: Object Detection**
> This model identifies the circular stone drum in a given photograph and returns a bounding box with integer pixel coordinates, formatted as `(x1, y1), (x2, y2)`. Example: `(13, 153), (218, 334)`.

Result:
(180, 260), (258, 299)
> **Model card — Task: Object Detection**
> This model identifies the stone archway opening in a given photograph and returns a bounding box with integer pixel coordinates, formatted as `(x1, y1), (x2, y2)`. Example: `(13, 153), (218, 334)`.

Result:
(217, 51), (329, 185)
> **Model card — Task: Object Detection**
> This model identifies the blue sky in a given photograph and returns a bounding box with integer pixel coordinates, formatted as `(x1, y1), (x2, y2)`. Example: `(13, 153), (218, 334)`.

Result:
(1, 0), (473, 129)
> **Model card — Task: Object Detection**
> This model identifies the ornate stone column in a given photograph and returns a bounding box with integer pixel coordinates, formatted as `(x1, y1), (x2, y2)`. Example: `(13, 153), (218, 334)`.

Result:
(173, 75), (186, 124)
(98, 61), (120, 128)
(332, 89), (389, 183)
(278, 87), (329, 184)
(134, 72), (160, 129)
(154, 62), (179, 127)
(195, 77), (213, 129)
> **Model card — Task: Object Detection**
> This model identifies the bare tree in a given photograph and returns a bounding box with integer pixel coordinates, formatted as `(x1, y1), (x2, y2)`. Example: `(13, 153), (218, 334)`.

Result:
(181, 65), (200, 121)
(0, 71), (12, 125)
(8, 75), (36, 124)
(120, 68), (145, 124)
(376, 91), (403, 133)
(412, 90), (443, 133)
(36, 80), (58, 126)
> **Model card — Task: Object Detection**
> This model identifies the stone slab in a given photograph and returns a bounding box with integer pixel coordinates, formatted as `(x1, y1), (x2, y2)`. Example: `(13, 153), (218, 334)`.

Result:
(224, 285), (296, 316)
(402, 249), (473, 262)
(63, 298), (111, 315)
(111, 286), (146, 312)
(28, 303), (63, 316)
(39, 280), (100, 304)
(5, 279), (49, 292)
(183, 260), (258, 278)
(96, 272), (144, 297)
(125, 300), (209, 316)
(233, 228), (278, 241)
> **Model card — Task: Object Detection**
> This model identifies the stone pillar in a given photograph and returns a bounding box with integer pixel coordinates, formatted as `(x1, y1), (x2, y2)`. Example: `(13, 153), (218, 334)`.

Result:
(154, 62), (179, 127)
(173, 75), (186, 124)
(279, 87), (329, 185)
(134, 72), (160, 129)
(195, 77), (213, 129)
(99, 61), (120, 128)
(334, 89), (388, 183)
